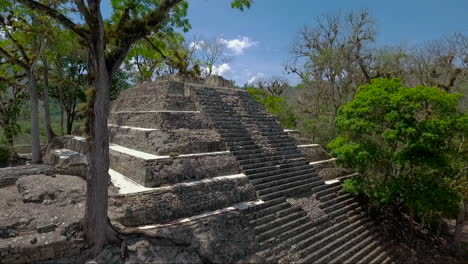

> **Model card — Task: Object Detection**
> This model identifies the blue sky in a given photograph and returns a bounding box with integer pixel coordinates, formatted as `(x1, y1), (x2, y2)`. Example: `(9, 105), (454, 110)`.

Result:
(185, 0), (468, 85)
(101, 0), (468, 85)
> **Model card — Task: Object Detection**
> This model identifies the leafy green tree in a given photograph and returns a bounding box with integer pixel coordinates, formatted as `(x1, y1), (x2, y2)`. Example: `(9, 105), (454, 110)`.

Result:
(125, 31), (200, 81)
(0, 2), (52, 163)
(329, 78), (467, 232)
(0, 64), (27, 145)
(16, 0), (252, 255)
(247, 86), (297, 129)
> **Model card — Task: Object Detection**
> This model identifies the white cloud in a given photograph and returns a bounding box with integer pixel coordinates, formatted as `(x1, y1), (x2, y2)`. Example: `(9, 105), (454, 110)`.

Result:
(213, 63), (231, 76)
(247, 72), (264, 84)
(189, 40), (205, 50)
(204, 63), (232, 77)
(220, 36), (258, 55)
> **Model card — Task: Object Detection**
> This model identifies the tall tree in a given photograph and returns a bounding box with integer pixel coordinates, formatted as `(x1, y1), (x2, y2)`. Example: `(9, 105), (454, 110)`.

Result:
(0, 3), (50, 163)
(16, 0), (252, 256)
(0, 64), (27, 145)
(40, 53), (56, 142)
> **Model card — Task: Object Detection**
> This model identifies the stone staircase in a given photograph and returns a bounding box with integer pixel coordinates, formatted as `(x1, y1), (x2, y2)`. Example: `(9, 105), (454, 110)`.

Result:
(195, 87), (394, 263)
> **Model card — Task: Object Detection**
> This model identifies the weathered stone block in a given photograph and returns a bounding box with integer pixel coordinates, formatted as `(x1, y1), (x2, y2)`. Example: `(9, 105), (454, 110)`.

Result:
(109, 149), (240, 187)
(37, 224), (56, 233)
(298, 144), (330, 162)
(109, 127), (225, 155)
(118, 175), (255, 226)
(111, 94), (196, 112)
(108, 111), (212, 130)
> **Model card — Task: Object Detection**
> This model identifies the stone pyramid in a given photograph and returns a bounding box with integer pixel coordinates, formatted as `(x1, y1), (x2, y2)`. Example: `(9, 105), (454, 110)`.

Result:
(49, 75), (395, 263)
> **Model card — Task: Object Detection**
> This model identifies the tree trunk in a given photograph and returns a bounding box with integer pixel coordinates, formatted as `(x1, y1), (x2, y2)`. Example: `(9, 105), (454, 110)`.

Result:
(409, 204), (415, 234)
(452, 199), (465, 254)
(66, 111), (74, 135)
(42, 56), (56, 142)
(59, 88), (64, 136)
(84, 12), (118, 256)
(28, 69), (42, 164)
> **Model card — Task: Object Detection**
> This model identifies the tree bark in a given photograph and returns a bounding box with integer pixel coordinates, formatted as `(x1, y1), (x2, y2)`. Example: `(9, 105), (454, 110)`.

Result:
(42, 56), (56, 142)
(28, 69), (42, 164)
(84, 9), (118, 256)
(66, 110), (75, 135)
(59, 87), (64, 136)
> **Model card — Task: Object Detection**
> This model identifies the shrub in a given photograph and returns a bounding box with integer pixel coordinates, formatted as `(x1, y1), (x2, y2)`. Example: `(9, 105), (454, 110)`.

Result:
(0, 144), (15, 167)
(329, 78), (467, 229)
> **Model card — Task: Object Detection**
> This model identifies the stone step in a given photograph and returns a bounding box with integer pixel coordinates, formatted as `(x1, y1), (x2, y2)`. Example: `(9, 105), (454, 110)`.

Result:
(235, 152), (269, 160)
(358, 244), (389, 264)
(278, 213), (366, 262)
(242, 197), (286, 215)
(254, 208), (307, 234)
(215, 123), (244, 129)
(327, 200), (361, 220)
(378, 253), (393, 264)
(223, 136), (253, 143)
(212, 119), (243, 125)
(220, 112), (270, 118)
(319, 192), (338, 202)
(314, 227), (376, 263)
(260, 181), (323, 201)
(248, 201), (291, 219)
(369, 246), (391, 264)
(239, 153), (304, 166)
(323, 196), (356, 214)
(273, 145), (298, 152)
(298, 218), (370, 263)
(260, 131), (289, 137)
(244, 160), (308, 176)
(209, 116), (242, 122)
(240, 157), (308, 171)
(311, 184), (332, 194)
(250, 206), (302, 227)
(320, 193), (353, 209)
(315, 182), (342, 198)
(250, 126), (284, 133)
(256, 214), (310, 242)
(218, 128), (247, 133)
(264, 220), (317, 248)
(225, 140), (256, 147)
(248, 164), (312, 180)
(228, 145), (260, 152)
(236, 149), (299, 161)
(266, 137), (296, 144)
(255, 174), (320, 191)
(257, 177), (319, 196)
(250, 168), (316, 185)
(332, 232), (381, 264)
(266, 141), (297, 148)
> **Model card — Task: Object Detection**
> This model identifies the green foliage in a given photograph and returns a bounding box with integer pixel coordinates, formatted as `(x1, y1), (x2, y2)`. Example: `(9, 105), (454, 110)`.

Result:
(0, 143), (15, 167)
(111, 70), (131, 100)
(329, 78), (467, 220)
(246, 87), (297, 128)
(230, 0), (252, 11)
